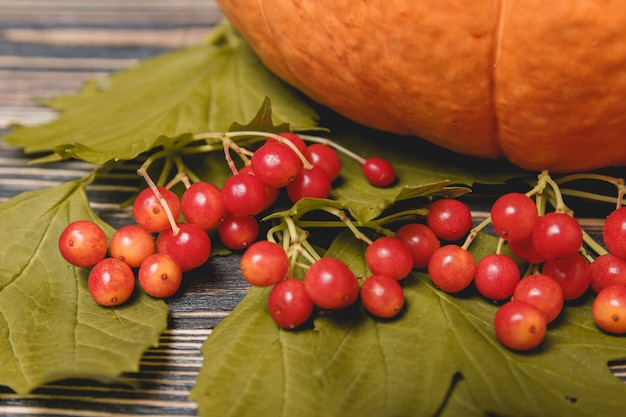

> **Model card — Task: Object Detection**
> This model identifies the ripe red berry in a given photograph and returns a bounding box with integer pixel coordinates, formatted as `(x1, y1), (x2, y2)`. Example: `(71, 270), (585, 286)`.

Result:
(132, 186), (181, 233)
(494, 300), (547, 351)
(590, 253), (626, 293)
(304, 257), (359, 310)
(362, 157), (396, 187)
(109, 224), (155, 268)
(88, 258), (135, 307)
(473, 253), (521, 301)
(221, 173), (266, 217)
(512, 274), (564, 323)
(240, 240), (290, 287)
(541, 253), (591, 300)
(360, 275), (405, 318)
(138, 253), (183, 298)
(251, 142), (302, 188)
(58, 220), (108, 268)
(603, 207), (626, 259)
(592, 285), (626, 334)
(286, 165), (332, 203)
(395, 223), (440, 269)
(156, 223), (211, 272)
(427, 245), (475, 293)
(532, 212), (582, 261)
(305, 143), (341, 181)
(490, 192), (538, 242)
(218, 214), (259, 250)
(506, 235), (546, 264)
(365, 236), (413, 280)
(268, 278), (314, 329)
(266, 132), (308, 155)
(181, 181), (227, 230)
(426, 199), (473, 242)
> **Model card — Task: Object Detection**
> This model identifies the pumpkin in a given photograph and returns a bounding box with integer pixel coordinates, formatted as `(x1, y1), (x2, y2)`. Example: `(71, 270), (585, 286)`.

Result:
(216, 0), (626, 173)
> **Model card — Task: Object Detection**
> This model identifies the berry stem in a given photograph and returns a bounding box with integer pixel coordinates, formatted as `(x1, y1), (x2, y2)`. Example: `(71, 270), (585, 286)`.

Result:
(137, 167), (180, 236)
(461, 216), (491, 250)
(318, 206), (373, 245)
(299, 134), (368, 165)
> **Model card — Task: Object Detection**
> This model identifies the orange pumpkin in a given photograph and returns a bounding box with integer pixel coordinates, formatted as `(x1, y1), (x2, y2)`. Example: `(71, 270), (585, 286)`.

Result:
(217, 0), (626, 173)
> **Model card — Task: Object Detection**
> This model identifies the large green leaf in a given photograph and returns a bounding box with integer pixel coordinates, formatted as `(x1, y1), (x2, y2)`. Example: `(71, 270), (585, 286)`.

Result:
(0, 179), (169, 394)
(2, 21), (319, 164)
(191, 231), (626, 417)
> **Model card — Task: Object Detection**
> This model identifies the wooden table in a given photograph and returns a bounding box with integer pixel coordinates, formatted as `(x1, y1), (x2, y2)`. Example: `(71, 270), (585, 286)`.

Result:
(1, 2), (626, 416)
(0, 2), (240, 416)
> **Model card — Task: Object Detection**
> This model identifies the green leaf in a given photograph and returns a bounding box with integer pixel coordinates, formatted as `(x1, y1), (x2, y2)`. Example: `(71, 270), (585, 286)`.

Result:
(192, 230), (626, 417)
(2, 21), (319, 164)
(0, 180), (168, 394)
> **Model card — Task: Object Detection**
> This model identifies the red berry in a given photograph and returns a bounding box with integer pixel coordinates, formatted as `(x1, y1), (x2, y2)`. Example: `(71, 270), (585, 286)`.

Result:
(240, 240), (290, 287)
(132, 186), (181, 233)
(58, 220), (108, 268)
(590, 253), (626, 293)
(365, 236), (413, 280)
(532, 212), (582, 261)
(88, 258), (135, 307)
(395, 223), (440, 269)
(221, 173), (266, 217)
(506, 236), (546, 264)
(592, 285), (626, 334)
(304, 257), (359, 310)
(494, 300), (547, 351)
(541, 253), (591, 300)
(181, 181), (227, 230)
(251, 142), (302, 188)
(427, 245), (475, 293)
(603, 207), (626, 259)
(362, 157), (396, 187)
(109, 224), (155, 268)
(268, 278), (314, 329)
(512, 274), (564, 323)
(305, 143), (341, 181)
(218, 214), (259, 250)
(266, 132), (307, 155)
(426, 199), (472, 242)
(156, 223), (211, 271)
(138, 253), (183, 298)
(286, 165), (332, 203)
(490, 192), (538, 242)
(360, 275), (405, 318)
(474, 253), (521, 301)
(239, 165), (279, 210)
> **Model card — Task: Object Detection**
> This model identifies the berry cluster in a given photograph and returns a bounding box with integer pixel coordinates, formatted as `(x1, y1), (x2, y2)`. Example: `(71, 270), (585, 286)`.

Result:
(58, 131), (397, 306)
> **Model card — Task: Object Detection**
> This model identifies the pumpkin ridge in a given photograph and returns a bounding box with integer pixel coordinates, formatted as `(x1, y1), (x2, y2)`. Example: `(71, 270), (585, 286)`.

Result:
(489, 0), (507, 159)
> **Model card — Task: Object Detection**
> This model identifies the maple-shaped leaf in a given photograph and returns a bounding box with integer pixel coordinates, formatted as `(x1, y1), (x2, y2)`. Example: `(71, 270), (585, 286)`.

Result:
(0, 179), (168, 394)
(2, 21), (319, 164)
(190, 230), (626, 417)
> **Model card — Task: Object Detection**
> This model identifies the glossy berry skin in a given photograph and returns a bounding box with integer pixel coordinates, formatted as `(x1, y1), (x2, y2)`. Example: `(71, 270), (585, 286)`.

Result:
(512, 274), (564, 323)
(156, 223), (211, 272)
(427, 245), (475, 293)
(365, 236), (413, 280)
(266, 132), (308, 155)
(88, 258), (135, 307)
(426, 199), (473, 242)
(395, 223), (440, 269)
(240, 240), (290, 286)
(268, 278), (314, 329)
(532, 212), (582, 261)
(181, 182), (227, 230)
(305, 143), (341, 181)
(473, 253), (521, 301)
(286, 165), (332, 203)
(221, 173), (266, 217)
(506, 236), (546, 264)
(494, 300), (547, 351)
(239, 165), (280, 210)
(58, 220), (108, 268)
(592, 285), (626, 334)
(109, 224), (155, 268)
(603, 207), (626, 259)
(251, 142), (302, 188)
(490, 192), (538, 242)
(360, 275), (405, 318)
(218, 214), (259, 250)
(590, 253), (626, 293)
(304, 257), (359, 310)
(138, 253), (183, 298)
(362, 157), (396, 187)
(541, 253), (591, 300)
(133, 186), (181, 233)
